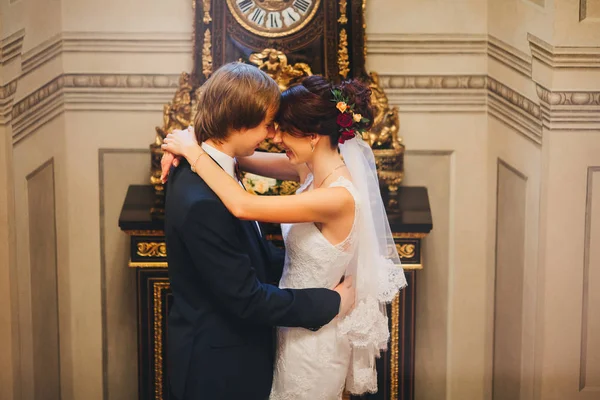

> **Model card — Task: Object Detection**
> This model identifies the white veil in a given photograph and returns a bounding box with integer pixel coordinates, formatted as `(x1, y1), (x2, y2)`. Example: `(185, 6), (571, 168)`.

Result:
(337, 137), (408, 394)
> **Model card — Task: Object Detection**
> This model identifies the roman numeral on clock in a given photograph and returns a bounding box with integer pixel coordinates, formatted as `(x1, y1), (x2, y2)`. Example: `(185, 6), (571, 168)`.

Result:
(237, 0), (254, 14)
(267, 12), (282, 29)
(293, 0), (311, 14)
(250, 7), (265, 25)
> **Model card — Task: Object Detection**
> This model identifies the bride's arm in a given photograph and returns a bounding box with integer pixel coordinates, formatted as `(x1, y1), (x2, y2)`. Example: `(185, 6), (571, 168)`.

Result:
(238, 152), (302, 182)
(163, 140), (352, 224)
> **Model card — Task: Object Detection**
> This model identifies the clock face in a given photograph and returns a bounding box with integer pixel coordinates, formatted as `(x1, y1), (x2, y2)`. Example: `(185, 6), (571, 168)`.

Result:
(226, 0), (321, 38)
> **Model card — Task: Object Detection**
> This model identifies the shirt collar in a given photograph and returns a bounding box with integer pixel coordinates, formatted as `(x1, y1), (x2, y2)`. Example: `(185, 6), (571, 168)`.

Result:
(201, 142), (235, 178)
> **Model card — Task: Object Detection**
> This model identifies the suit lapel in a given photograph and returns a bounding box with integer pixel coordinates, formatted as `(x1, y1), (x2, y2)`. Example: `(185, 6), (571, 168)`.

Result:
(201, 152), (271, 270)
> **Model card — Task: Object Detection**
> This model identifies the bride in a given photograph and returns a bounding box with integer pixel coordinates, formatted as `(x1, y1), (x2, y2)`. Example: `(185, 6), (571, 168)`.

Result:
(162, 75), (407, 399)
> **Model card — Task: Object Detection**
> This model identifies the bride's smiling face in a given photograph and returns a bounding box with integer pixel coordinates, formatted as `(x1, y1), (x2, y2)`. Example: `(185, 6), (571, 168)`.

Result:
(273, 129), (314, 165)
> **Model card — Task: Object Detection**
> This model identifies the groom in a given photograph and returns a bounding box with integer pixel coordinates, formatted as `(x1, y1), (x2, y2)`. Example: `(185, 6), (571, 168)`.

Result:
(164, 62), (354, 400)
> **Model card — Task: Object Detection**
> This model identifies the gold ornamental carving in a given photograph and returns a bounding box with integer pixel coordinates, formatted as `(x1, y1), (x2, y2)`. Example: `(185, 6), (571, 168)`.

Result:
(338, 29), (350, 79)
(391, 293), (400, 400)
(202, 29), (213, 78)
(202, 0), (212, 23)
(249, 48), (313, 92)
(137, 242), (167, 258)
(129, 261), (169, 269)
(396, 243), (416, 259)
(362, 0), (367, 61)
(123, 230), (165, 237)
(153, 281), (170, 399)
(365, 72), (405, 203)
(338, 0), (348, 24)
(393, 232), (428, 239)
(150, 72), (197, 192)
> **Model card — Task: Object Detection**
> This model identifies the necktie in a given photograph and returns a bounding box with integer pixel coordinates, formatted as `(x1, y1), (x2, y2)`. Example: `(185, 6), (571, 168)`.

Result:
(234, 159), (243, 183)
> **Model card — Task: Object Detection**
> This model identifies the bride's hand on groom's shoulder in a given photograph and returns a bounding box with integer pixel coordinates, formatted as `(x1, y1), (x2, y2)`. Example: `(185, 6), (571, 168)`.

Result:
(160, 126), (197, 183)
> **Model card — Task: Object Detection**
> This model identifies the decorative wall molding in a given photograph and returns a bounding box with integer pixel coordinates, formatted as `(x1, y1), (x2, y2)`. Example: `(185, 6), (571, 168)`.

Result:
(487, 77), (540, 119)
(378, 74), (487, 112)
(580, 166), (600, 391)
(488, 35), (532, 78)
(5, 31), (600, 139)
(536, 85), (600, 130)
(487, 77), (542, 144)
(21, 31), (193, 76)
(61, 32), (193, 53)
(0, 29), (25, 65)
(528, 33), (600, 69)
(11, 74), (180, 143)
(21, 34), (62, 76)
(579, 0), (600, 21)
(367, 33), (487, 54)
(0, 80), (18, 125)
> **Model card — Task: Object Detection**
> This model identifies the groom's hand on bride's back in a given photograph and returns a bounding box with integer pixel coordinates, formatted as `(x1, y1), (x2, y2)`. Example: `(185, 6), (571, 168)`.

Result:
(334, 276), (355, 317)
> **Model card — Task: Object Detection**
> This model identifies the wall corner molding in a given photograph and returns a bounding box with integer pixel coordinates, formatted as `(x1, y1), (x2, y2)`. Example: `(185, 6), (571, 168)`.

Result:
(535, 85), (600, 130)
(21, 34), (62, 76)
(488, 35), (532, 78)
(488, 77), (542, 144)
(528, 33), (600, 69)
(0, 29), (25, 66)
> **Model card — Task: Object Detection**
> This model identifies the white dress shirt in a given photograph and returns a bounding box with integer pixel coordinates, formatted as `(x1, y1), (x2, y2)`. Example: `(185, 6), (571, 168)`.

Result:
(201, 142), (262, 235)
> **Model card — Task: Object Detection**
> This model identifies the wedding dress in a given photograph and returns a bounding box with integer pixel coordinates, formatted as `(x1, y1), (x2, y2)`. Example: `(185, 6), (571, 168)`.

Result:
(270, 174), (359, 400)
(270, 138), (407, 400)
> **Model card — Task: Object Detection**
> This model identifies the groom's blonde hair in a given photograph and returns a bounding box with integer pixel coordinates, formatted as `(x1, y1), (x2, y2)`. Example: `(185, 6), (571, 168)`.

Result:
(194, 62), (280, 143)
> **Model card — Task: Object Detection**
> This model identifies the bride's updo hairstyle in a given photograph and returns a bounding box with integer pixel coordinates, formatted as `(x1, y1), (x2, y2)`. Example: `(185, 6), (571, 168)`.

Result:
(276, 75), (374, 148)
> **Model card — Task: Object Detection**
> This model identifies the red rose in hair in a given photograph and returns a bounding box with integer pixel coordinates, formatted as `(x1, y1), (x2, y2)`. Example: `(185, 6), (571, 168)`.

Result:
(337, 113), (354, 128)
(338, 130), (356, 144)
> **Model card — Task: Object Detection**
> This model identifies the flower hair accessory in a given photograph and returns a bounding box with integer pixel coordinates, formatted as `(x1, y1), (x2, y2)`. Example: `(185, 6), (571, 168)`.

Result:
(331, 88), (370, 144)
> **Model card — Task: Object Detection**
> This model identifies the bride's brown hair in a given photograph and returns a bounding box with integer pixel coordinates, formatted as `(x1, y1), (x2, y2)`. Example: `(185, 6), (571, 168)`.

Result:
(275, 75), (374, 148)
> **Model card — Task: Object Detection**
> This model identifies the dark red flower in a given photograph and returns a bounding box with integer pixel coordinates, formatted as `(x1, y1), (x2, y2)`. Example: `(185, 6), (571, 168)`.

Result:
(337, 112), (354, 128)
(338, 130), (356, 144)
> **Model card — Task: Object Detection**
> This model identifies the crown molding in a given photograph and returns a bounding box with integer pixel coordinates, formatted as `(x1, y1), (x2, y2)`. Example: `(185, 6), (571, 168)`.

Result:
(528, 33), (600, 69)
(4, 32), (599, 138)
(488, 35), (532, 78)
(61, 31), (193, 53)
(21, 34), (62, 76)
(0, 29), (25, 66)
(367, 33), (487, 55)
(21, 31), (193, 77)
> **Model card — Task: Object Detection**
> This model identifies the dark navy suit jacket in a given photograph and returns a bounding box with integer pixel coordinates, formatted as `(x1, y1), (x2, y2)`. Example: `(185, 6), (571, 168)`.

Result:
(165, 159), (340, 400)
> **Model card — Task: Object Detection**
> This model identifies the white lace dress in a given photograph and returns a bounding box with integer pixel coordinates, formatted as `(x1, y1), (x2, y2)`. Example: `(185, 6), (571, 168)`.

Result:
(270, 174), (360, 400)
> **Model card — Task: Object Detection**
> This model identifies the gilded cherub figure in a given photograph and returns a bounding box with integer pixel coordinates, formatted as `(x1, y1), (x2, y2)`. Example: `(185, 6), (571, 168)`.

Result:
(249, 48), (312, 91)
(364, 72), (402, 150)
(156, 72), (195, 140)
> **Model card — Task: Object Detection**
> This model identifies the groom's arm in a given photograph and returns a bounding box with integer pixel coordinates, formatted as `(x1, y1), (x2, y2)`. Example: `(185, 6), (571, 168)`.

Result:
(181, 198), (340, 329)
(265, 240), (285, 284)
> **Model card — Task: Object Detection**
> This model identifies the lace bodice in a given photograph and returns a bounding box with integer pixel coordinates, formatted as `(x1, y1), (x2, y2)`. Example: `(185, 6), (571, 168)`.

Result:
(279, 174), (360, 291)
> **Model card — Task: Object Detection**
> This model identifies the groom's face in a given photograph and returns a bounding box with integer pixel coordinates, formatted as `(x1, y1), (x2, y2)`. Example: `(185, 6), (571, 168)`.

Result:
(230, 107), (277, 157)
